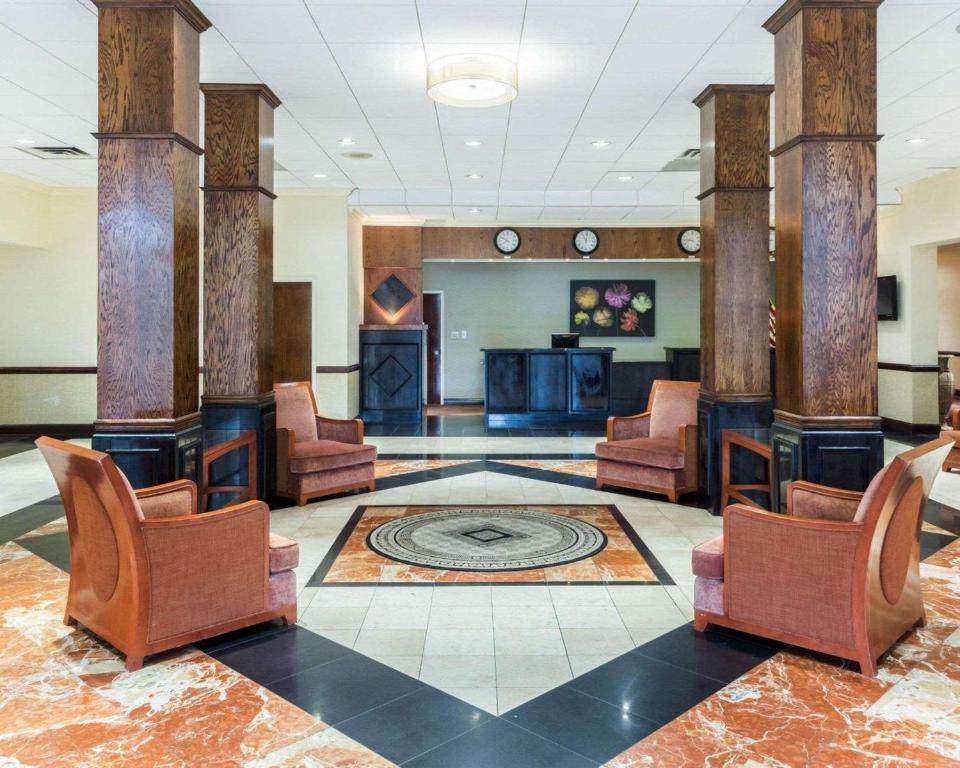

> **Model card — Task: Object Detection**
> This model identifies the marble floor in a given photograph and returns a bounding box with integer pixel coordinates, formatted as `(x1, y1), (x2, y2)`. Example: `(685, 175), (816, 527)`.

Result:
(0, 434), (958, 766)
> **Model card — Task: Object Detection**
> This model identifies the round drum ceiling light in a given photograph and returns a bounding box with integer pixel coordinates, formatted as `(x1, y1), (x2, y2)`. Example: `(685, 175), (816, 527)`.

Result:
(427, 54), (518, 108)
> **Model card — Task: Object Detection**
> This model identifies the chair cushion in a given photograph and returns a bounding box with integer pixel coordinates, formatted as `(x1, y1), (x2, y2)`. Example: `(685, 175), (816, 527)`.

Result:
(289, 440), (377, 473)
(595, 437), (685, 470)
(269, 533), (299, 573)
(692, 535), (724, 579)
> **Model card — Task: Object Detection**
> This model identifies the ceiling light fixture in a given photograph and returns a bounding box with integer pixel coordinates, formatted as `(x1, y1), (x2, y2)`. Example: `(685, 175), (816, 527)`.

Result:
(592, 139), (610, 148)
(338, 137), (356, 146)
(313, 173), (327, 179)
(465, 140), (483, 147)
(905, 137), (927, 144)
(469, 207), (481, 214)
(618, 175), (633, 181)
(15, 138), (34, 144)
(466, 173), (482, 180)
(427, 53), (518, 108)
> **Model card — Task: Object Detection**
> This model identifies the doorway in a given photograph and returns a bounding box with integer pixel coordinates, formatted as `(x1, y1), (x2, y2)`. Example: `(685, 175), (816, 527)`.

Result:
(273, 282), (312, 383)
(423, 291), (443, 405)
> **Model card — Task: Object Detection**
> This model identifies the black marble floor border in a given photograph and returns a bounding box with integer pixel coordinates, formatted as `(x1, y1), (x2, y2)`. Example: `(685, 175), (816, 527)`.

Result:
(307, 503), (673, 588)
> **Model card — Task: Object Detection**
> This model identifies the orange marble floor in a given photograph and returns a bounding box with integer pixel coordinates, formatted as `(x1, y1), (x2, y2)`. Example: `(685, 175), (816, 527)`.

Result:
(0, 542), (394, 768)
(374, 459), (474, 479)
(603, 536), (960, 768)
(316, 504), (660, 585)
(492, 459), (598, 479)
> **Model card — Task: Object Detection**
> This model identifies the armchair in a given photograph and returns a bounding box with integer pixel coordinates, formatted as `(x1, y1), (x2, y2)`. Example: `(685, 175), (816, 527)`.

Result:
(941, 408), (960, 471)
(274, 381), (377, 506)
(692, 437), (952, 675)
(35, 437), (299, 671)
(596, 380), (700, 502)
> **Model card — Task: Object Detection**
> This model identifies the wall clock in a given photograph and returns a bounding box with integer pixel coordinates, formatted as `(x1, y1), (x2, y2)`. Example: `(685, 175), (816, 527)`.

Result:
(678, 227), (701, 256)
(573, 228), (599, 256)
(494, 227), (521, 255)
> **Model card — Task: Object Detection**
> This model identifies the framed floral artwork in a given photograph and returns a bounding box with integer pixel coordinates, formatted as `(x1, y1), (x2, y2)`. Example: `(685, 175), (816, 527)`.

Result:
(569, 280), (655, 337)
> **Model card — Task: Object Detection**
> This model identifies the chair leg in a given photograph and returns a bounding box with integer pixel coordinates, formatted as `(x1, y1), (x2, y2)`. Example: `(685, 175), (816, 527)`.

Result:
(281, 607), (297, 626)
(596, 479), (604, 490)
(666, 489), (679, 503)
(367, 481), (376, 492)
(125, 653), (145, 672)
(297, 493), (309, 506)
(693, 614), (709, 632)
(63, 610), (77, 627)
(858, 652), (878, 677)
(915, 608), (928, 628)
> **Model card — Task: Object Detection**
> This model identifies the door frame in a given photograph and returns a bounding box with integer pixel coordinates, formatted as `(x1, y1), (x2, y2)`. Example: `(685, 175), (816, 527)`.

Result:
(423, 290), (444, 405)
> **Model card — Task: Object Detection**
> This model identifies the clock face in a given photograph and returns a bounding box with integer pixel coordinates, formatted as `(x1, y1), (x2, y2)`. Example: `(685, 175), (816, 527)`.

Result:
(495, 227), (521, 255)
(573, 228), (599, 255)
(769, 227), (776, 254)
(678, 228), (701, 255)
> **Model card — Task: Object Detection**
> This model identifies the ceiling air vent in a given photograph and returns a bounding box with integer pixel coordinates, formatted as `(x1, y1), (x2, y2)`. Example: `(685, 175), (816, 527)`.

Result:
(16, 145), (91, 159)
(660, 148), (700, 172)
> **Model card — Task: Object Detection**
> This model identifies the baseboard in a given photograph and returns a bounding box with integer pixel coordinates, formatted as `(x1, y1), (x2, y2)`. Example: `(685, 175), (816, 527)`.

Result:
(441, 399), (484, 406)
(0, 423), (95, 438)
(881, 417), (940, 436)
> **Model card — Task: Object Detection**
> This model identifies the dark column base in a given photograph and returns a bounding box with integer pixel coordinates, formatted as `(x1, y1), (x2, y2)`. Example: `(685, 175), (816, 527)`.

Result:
(697, 395), (773, 515)
(201, 394), (276, 508)
(771, 414), (884, 513)
(360, 328), (423, 425)
(92, 414), (202, 489)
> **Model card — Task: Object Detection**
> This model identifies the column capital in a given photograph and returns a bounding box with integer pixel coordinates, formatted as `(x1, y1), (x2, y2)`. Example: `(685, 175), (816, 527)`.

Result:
(200, 83), (282, 109)
(94, 0), (212, 33)
(763, 0), (882, 34)
(692, 84), (774, 108)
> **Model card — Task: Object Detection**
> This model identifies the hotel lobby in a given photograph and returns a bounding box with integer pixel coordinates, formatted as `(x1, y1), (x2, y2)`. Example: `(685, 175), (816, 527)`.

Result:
(2, 0), (960, 765)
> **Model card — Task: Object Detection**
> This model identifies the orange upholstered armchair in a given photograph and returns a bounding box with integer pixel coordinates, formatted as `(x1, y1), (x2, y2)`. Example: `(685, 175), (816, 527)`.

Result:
(274, 382), (377, 506)
(35, 437), (299, 672)
(940, 408), (960, 471)
(596, 380), (700, 502)
(692, 437), (952, 676)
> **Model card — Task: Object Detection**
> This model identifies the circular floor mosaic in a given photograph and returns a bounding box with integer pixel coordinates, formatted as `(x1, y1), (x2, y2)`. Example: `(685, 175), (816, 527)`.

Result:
(366, 507), (607, 572)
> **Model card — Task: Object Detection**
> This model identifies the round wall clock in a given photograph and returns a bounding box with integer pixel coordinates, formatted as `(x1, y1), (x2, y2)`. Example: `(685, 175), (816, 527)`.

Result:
(494, 227), (521, 255)
(573, 228), (599, 256)
(678, 227), (701, 256)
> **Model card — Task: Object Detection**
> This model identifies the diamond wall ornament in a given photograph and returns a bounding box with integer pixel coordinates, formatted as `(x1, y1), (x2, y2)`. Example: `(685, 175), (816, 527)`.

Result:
(369, 354), (413, 397)
(370, 274), (415, 316)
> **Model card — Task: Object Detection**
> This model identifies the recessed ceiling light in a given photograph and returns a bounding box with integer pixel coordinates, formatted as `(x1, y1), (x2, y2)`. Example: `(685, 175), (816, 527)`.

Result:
(469, 207), (481, 214)
(466, 173), (482, 180)
(338, 137), (356, 146)
(427, 53), (518, 109)
(905, 137), (927, 144)
(465, 140), (483, 148)
(342, 151), (374, 159)
(15, 138), (34, 144)
(618, 175), (633, 181)
(592, 139), (610, 148)
(313, 173), (327, 179)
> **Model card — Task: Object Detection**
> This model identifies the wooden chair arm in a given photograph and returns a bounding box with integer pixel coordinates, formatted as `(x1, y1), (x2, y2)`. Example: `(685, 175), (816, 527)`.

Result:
(134, 479), (197, 519)
(139, 499), (269, 530)
(606, 411), (651, 442)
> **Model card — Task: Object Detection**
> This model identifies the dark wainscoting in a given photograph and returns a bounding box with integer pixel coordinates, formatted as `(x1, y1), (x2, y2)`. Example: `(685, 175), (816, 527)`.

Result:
(611, 361), (670, 416)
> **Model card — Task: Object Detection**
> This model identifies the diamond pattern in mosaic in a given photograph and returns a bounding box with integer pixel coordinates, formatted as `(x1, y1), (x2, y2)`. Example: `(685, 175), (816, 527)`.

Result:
(370, 274), (415, 316)
(369, 354), (413, 397)
(461, 527), (514, 544)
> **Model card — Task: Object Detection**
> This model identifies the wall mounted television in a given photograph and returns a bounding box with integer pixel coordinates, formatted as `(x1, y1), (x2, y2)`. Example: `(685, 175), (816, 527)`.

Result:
(877, 275), (898, 321)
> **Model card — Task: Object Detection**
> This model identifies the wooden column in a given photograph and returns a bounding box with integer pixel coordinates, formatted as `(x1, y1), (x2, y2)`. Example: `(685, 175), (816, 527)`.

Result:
(92, 0), (210, 487)
(765, 0), (884, 510)
(200, 84), (281, 504)
(695, 84), (775, 514)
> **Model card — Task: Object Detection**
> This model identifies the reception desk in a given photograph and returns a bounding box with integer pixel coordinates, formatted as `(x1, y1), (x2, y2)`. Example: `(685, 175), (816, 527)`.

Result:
(483, 348), (614, 426)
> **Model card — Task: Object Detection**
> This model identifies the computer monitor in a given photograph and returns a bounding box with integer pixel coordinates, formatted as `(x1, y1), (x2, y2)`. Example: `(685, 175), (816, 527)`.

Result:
(552, 333), (580, 349)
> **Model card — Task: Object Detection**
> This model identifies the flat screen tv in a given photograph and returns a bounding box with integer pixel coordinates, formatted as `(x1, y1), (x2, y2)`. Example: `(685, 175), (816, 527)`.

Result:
(552, 333), (580, 349)
(877, 275), (898, 321)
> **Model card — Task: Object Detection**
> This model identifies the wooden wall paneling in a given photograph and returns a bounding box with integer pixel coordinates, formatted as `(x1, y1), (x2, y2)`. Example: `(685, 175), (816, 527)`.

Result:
(363, 226), (423, 268)
(418, 226), (691, 261)
(364, 267), (423, 326)
(765, 0), (884, 507)
(273, 282), (312, 384)
(93, 0), (210, 488)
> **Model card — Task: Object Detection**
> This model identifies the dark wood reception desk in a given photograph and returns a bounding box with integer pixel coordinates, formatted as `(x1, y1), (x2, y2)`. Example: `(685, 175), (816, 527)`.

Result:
(483, 348), (614, 426)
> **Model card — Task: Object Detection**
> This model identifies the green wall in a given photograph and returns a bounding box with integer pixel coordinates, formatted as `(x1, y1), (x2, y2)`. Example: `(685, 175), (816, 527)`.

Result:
(423, 261), (702, 401)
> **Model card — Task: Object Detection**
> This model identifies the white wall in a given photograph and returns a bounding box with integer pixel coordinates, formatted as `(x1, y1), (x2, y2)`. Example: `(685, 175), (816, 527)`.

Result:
(423, 261), (702, 401)
(877, 167), (960, 425)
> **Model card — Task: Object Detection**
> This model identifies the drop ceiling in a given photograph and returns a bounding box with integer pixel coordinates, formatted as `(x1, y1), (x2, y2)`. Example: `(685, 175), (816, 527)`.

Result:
(1, 0), (959, 225)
